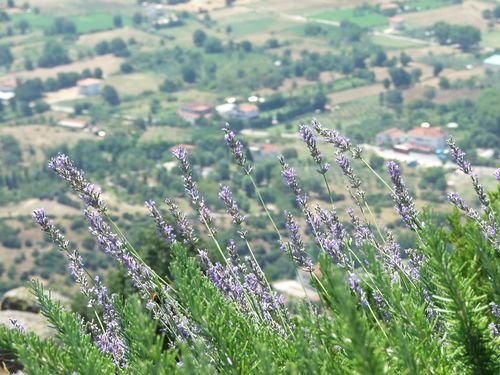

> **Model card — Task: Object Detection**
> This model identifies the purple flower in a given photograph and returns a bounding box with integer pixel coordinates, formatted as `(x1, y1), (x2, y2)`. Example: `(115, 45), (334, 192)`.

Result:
(32, 208), (128, 367)
(314, 206), (349, 268)
(48, 153), (106, 212)
(223, 124), (249, 170)
(312, 119), (351, 153)
(172, 147), (216, 234)
(494, 168), (500, 181)
(145, 200), (176, 245)
(9, 319), (26, 333)
(278, 156), (308, 207)
(280, 211), (313, 271)
(299, 125), (329, 174)
(381, 232), (403, 284)
(386, 161), (418, 229)
(348, 273), (368, 307)
(347, 207), (375, 246)
(164, 198), (197, 245)
(447, 138), (471, 175)
(219, 185), (246, 225)
(447, 192), (481, 221)
(336, 154), (362, 190)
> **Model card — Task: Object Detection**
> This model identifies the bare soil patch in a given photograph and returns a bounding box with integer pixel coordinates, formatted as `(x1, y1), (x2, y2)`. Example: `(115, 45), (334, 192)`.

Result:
(328, 84), (384, 105)
(402, 1), (490, 32)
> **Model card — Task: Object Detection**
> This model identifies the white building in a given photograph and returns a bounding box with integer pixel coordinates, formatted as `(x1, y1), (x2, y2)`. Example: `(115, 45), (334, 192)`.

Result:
(407, 127), (447, 153)
(77, 78), (102, 96)
(484, 55), (500, 73)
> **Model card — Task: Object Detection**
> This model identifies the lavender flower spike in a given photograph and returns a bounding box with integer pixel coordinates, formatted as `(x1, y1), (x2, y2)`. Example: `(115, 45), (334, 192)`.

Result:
(386, 161), (418, 230)
(219, 185), (246, 225)
(172, 146), (216, 234)
(32, 208), (128, 367)
(48, 153), (106, 212)
(348, 273), (368, 307)
(447, 137), (471, 175)
(145, 200), (176, 245)
(223, 123), (249, 171)
(495, 168), (500, 181)
(280, 211), (313, 271)
(299, 125), (329, 174)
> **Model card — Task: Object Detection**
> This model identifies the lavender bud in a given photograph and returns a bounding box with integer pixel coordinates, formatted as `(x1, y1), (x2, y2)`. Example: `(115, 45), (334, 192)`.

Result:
(386, 161), (418, 229)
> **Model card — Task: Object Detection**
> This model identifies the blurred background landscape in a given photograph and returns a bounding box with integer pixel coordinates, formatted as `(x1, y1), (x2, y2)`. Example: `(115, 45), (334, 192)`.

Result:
(0, 0), (498, 305)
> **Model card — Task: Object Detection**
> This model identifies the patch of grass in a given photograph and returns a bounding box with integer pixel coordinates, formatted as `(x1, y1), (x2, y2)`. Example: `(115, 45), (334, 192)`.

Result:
(405, 0), (456, 12)
(482, 30), (500, 49)
(11, 13), (54, 29)
(370, 34), (428, 49)
(70, 13), (116, 33)
(310, 8), (386, 28)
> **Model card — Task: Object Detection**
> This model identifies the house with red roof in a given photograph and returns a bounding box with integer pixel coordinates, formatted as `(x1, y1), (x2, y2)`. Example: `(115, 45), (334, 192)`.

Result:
(177, 102), (213, 124)
(376, 127), (406, 146)
(407, 127), (448, 153)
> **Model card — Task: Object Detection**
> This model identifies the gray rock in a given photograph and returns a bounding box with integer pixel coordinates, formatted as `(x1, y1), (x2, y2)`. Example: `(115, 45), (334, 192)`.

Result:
(0, 287), (70, 313)
(0, 310), (54, 339)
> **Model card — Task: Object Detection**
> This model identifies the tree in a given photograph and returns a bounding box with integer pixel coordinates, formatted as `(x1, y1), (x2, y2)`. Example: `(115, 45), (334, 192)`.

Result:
(240, 40), (252, 53)
(7, 0), (15, 7)
(24, 57), (33, 71)
(101, 85), (120, 106)
(372, 50), (387, 67)
(433, 62), (444, 77)
(109, 38), (129, 57)
(399, 52), (411, 67)
(304, 66), (320, 81)
(93, 67), (103, 79)
(382, 78), (391, 89)
(433, 21), (451, 44)
(423, 86), (436, 101)
(120, 62), (134, 74)
(182, 65), (197, 83)
(113, 15), (123, 28)
(37, 41), (70, 68)
(193, 29), (207, 47)
(452, 25), (481, 51)
(16, 19), (30, 34)
(0, 45), (14, 68)
(493, 5), (500, 19)
(132, 12), (143, 26)
(388, 67), (412, 88)
(160, 79), (180, 93)
(204, 37), (223, 53)
(410, 68), (422, 83)
(48, 17), (76, 35)
(439, 76), (450, 90)
(384, 89), (403, 108)
(95, 41), (109, 55)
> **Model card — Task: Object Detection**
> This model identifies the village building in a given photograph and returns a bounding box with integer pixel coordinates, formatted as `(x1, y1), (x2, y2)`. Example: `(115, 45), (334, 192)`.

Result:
(57, 118), (88, 129)
(483, 55), (500, 73)
(407, 127), (447, 153)
(375, 127), (406, 146)
(237, 103), (259, 120)
(389, 16), (405, 31)
(379, 2), (400, 16)
(77, 78), (102, 96)
(0, 78), (16, 102)
(177, 102), (213, 124)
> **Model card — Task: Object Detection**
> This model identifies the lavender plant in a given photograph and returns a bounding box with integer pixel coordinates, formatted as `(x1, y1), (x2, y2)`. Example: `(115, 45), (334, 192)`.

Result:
(0, 120), (498, 374)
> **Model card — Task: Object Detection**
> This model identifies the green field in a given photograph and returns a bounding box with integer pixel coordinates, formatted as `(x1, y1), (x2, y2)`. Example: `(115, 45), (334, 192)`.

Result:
(370, 34), (428, 49)
(482, 30), (500, 49)
(310, 8), (386, 28)
(11, 12), (131, 34)
(11, 13), (54, 29)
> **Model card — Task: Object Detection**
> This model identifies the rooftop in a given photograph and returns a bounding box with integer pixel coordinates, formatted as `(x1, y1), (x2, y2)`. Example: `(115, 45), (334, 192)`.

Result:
(389, 16), (404, 23)
(378, 127), (405, 137)
(484, 55), (500, 66)
(77, 78), (102, 86)
(407, 127), (446, 138)
(238, 103), (259, 113)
